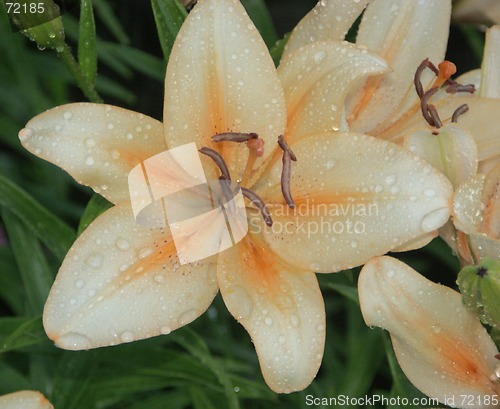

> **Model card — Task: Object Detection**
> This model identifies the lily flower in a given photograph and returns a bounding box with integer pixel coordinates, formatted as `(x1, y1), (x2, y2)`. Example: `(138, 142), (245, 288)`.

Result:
(286, 0), (500, 176)
(0, 391), (53, 409)
(19, 0), (453, 393)
(359, 256), (500, 408)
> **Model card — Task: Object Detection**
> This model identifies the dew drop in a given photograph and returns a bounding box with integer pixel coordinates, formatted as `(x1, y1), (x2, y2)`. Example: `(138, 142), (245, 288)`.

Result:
(350, 240), (358, 248)
(138, 248), (154, 259)
(432, 324), (441, 333)
(387, 269), (395, 278)
(326, 159), (336, 169)
(153, 274), (165, 284)
(85, 138), (96, 148)
(179, 309), (198, 325)
(385, 174), (397, 185)
(110, 149), (121, 160)
(86, 252), (103, 268)
(290, 314), (300, 327)
(63, 112), (73, 120)
(421, 208), (450, 233)
(85, 156), (95, 166)
(116, 238), (130, 251)
(75, 279), (85, 288)
(120, 331), (135, 343)
(160, 326), (171, 335)
(107, 123), (114, 130)
(423, 188), (436, 197)
(18, 128), (33, 142)
(313, 50), (326, 63)
(57, 332), (92, 350)
(264, 317), (274, 326)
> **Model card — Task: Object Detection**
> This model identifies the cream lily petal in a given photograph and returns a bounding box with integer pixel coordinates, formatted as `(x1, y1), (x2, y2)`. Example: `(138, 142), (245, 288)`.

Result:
(43, 203), (218, 350)
(0, 391), (53, 409)
(218, 233), (325, 394)
(481, 25), (500, 98)
(359, 256), (500, 406)
(163, 0), (286, 180)
(403, 124), (478, 188)
(348, 0), (451, 133)
(453, 175), (486, 234)
(391, 231), (437, 252)
(254, 133), (452, 273)
(19, 103), (166, 205)
(283, 0), (369, 57)
(278, 41), (388, 142)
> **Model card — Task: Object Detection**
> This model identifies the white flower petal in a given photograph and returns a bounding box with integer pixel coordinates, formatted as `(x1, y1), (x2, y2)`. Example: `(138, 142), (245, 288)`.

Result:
(283, 0), (369, 57)
(254, 133), (453, 273)
(481, 26), (500, 99)
(218, 236), (325, 393)
(359, 256), (500, 407)
(0, 391), (53, 409)
(348, 0), (451, 134)
(278, 41), (388, 142)
(403, 124), (478, 188)
(19, 103), (166, 205)
(163, 0), (286, 180)
(453, 175), (486, 234)
(43, 204), (218, 350)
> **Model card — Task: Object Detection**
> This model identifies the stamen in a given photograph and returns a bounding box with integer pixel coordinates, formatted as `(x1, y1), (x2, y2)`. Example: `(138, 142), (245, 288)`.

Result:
(451, 104), (469, 123)
(445, 82), (476, 94)
(421, 87), (441, 128)
(241, 138), (265, 185)
(435, 61), (457, 88)
(199, 147), (231, 181)
(277, 135), (297, 209)
(496, 354), (500, 360)
(241, 187), (273, 226)
(212, 132), (258, 143)
(414, 58), (439, 98)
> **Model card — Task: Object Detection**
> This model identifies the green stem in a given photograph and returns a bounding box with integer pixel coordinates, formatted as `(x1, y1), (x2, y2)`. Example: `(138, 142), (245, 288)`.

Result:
(56, 43), (103, 103)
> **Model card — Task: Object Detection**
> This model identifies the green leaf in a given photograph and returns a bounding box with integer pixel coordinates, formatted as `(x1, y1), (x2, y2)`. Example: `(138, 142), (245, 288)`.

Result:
(241, 0), (278, 48)
(93, 0), (130, 45)
(95, 75), (136, 104)
(190, 385), (218, 409)
(324, 282), (359, 305)
(0, 316), (46, 353)
(0, 246), (24, 315)
(78, 193), (113, 235)
(78, 0), (98, 86)
(0, 172), (76, 261)
(151, 0), (187, 61)
(2, 209), (53, 315)
(269, 33), (290, 67)
(171, 328), (240, 409)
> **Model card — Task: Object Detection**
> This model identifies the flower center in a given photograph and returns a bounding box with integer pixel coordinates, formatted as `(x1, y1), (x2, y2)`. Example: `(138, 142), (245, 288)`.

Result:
(414, 58), (475, 133)
(199, 132), (298, 226)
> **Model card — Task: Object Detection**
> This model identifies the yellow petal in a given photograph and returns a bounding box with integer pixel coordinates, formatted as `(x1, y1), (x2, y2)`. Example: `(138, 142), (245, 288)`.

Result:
(283, 0), (369, 57)
(359, 256), (500, 405)
(218, 235), (325, 393)
(403, 124), (478, 188)
(254, 133), (452, 272)
(19, 103), (166, 205)
(481, 25), (500, 98)
(163, 0), (286, 179)
(278, 41), (388, 142)
(43, 204), (218, 350)
(0, 391), (53, 409)
(348, 0), (451, 133)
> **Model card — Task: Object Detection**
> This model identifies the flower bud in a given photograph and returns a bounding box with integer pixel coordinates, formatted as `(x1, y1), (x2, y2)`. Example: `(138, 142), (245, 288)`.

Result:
(457, 258), (500, 329)
(6, 0), (65, 50)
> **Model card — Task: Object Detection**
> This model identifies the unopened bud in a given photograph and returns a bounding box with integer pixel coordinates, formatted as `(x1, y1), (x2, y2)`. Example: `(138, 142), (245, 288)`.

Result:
(5, 0), (65, 50)
(457, 258), (500, 329)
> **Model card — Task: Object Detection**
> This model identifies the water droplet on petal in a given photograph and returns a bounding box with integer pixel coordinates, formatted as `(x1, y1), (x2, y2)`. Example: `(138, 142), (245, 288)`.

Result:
(85, 156), (95, 166)
(85, 138), (96, 148)
(313, 50), (326, 63)
(116, 238), (130, 251)
(57, 332), (92, 350)
(138, 248), (153, 259)
(326, 159), (336, 169)
(264, 317), (274, 326)
(387, 269), (395, 278)
(421, 208), (449, 232)
(385, 175), (397, 185)
(432, 324), (441, 333)
(63, 112), (73, 120)
(179, 309), (198, 325)
(120, 331), (135, 343)
(160, 326), (171, 335)
(423, 188), (436, 197)
(86, 252), (103, 268)
(75, 279), (85, 288)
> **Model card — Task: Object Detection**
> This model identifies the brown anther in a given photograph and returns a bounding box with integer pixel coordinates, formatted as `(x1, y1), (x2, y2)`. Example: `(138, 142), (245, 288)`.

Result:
(212, 132), (258, 143)
(435, 61), (457, 88)
(414, 58), (439, 98)
(241, 187), (273, 226)
(218, 177), (237, 215)
(247, 138), (265, 158)
(495, 354), (500, 360)
(421, 87), (442, 128)
(278, 135), (297, 209)
(451, 104), (469, 123)
(199, 147), (231, 180)
(445, 82), (476, 94)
